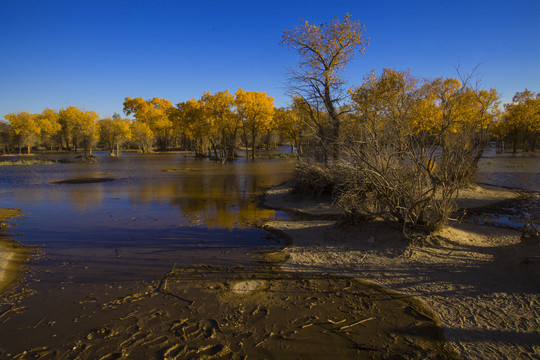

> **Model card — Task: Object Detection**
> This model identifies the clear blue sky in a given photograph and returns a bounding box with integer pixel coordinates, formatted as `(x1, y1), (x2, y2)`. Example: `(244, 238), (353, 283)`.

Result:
(1, 0), (539, 118)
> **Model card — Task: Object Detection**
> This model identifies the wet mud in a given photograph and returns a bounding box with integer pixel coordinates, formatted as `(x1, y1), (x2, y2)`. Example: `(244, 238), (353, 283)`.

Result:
(0, 257), (458, 359)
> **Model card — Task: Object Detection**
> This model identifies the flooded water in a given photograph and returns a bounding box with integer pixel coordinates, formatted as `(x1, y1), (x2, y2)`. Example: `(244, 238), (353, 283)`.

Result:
(0, 153), (295, 282)
(476, 148), (540, 191)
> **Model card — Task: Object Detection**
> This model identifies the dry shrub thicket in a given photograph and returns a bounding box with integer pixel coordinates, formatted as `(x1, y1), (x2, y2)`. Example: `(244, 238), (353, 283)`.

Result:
(294, 69), (498, 232)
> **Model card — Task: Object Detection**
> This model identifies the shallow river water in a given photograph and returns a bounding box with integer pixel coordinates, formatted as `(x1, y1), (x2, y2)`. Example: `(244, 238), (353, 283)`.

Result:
(476, 148), (540, 191)
(0, 153), (295, 282)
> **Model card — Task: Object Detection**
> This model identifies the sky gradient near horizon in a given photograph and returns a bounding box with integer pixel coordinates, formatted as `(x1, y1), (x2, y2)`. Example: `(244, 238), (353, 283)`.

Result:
(1, 0), (539, 118)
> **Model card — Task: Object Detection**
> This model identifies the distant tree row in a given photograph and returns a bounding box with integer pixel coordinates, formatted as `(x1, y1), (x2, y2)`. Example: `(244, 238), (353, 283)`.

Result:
(1, 23), (538, 161)
(2, 87), (537, 160)
(1, 89), (310, 160)
(2, 107), (129, 156)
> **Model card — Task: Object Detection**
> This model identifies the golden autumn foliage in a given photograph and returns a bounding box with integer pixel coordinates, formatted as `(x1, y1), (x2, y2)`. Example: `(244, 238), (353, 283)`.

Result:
(98, 116), (131, 156)
(123, 97), (174, 149)
(349, 68), (499, 150)
(5, 112), (40, 154)
(175, 98), (209, 157)
(129, 120), (154, 153)
(58, 106), (99, 155)
(235, 88), (274, 159)
(350, 69), (419, 132)
(282, 13), (369, 79)
(500, 89), (540, 152)
(200, 89), (238, 161)
(274, 107), (306, 156)
(37, 108), (61, 150)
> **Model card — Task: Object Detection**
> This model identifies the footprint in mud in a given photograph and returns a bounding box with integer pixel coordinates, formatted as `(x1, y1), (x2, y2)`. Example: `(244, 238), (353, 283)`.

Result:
(162, 343), (186, 359)
(86, 327), (118, 340)
(96, 353), (122, 360)
(189, 344), (231, 359)
(170, 318), (219, 340)
(140, 335), (170, 348)
(162, 343), (230, 360)
(250, 306), (269, 322)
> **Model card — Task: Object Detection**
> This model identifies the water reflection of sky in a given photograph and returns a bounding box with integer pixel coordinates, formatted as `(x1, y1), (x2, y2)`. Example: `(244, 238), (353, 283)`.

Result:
(1, 154), (294, 229)
(0, 154), (295, 278)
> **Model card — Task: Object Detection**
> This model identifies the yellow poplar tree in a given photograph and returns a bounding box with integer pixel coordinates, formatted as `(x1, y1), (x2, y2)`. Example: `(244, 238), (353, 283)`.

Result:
(282, 14), (369, 160)
(37, 108), (61, 150)
(58, 106), (81, 150)
(235, 88), (274, 159)
(76, 110), (99, 156)
(98, 116), (131, 156)
(129, 120), (154, 153)
(201, 90), (238, 162)
(123, 97), (174, 150)
(58, 106), (99, 155)
(176, 98), (209, 157)
(5, 111), (40, 154)
(274, 107), (305, 156)
(503, 90), (540, 152)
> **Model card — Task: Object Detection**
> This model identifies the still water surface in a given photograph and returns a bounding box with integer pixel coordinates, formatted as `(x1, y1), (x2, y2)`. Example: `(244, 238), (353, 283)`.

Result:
(476, 149), (540, 191)
(0, 153), (295, 282)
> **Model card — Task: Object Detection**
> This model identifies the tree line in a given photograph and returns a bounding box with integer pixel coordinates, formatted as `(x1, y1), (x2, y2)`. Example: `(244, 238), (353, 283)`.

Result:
(1, 89), (278, 160)
(2, 85), (537, 160)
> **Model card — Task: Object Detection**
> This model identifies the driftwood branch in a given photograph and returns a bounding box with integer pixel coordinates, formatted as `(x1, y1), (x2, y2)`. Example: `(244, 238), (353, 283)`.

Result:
(340, 317), (375, 330)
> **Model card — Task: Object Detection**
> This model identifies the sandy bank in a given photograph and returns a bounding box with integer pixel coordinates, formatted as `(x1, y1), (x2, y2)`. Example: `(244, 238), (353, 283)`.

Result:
(0, 208), (25, 293)
(0, 244), (15, 286)
(263, 183), (540, 359)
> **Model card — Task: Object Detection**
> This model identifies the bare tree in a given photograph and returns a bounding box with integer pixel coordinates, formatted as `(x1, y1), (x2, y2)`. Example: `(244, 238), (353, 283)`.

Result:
(282, 14), (369, 160)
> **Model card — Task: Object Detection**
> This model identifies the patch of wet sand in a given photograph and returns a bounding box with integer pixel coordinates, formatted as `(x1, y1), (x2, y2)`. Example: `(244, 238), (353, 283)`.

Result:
(0, 264), (457, 359)
(0, 209), (27, 293)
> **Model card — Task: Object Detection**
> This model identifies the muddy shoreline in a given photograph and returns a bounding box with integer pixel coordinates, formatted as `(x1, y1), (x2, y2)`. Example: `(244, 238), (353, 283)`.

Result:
(262, 182), (540, 359)
(0, 246), (458, 359)
(0, 204), (459, 359)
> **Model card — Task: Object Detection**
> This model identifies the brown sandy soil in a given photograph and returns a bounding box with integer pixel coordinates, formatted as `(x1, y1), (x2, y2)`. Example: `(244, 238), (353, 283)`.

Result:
(0, 208), (22, 224)
(0, 262), (457, 359)
(263, 183), (540, 359)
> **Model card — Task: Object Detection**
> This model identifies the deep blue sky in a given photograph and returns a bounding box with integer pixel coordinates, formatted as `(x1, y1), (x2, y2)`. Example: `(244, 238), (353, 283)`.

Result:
(1, 0), (539, 118)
